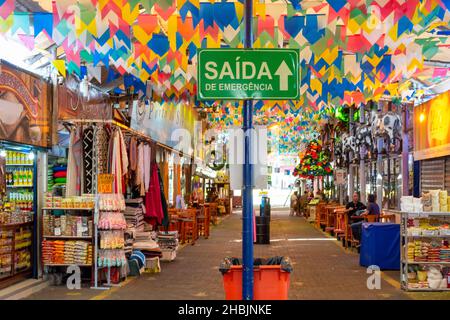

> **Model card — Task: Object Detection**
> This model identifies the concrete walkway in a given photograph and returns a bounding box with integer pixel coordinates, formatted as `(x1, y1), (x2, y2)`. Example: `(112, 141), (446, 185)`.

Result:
(24, 209), (449, 300)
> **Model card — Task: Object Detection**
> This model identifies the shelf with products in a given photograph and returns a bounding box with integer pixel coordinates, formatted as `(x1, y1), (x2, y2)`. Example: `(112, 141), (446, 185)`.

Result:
(94, 194), (127, 286)
(0, 222), (33, 285)
(41, 194), (96, 272)
(400, 210), (450, 291)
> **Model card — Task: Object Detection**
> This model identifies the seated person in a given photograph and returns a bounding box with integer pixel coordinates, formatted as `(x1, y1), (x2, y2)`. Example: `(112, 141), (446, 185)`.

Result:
(350, 194), (380, 243)
(345, 192), (366, 221)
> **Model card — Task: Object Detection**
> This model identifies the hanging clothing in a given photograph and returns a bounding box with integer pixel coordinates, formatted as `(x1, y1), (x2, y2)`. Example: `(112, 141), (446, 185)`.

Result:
(136, 143), (146, 196)
(83, 126), (94, 194)
(158, 167), (169, 228)
(66, 128), (82, 196)
(129, 137), (138, 172)
(111, 129), (129, 194)
(144, 144), (151, 192)
(145, 163), (164, 225)
(96, 125), (110, 174)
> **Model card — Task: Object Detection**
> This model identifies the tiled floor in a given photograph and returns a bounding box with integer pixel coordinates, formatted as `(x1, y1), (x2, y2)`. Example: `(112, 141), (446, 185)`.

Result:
(24, 209), (450, 300)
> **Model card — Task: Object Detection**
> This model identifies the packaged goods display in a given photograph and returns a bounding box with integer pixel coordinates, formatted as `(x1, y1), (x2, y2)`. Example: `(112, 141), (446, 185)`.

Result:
(42, 240), (93, 265)
(44, 193), (95, 209)
(5, 151), (33, 166)
(401, 211), (450, 291)
(43, 212), (92, 237)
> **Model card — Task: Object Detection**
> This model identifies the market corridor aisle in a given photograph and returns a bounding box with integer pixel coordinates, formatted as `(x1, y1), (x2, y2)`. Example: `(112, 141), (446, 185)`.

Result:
(26, 209), (409, 300)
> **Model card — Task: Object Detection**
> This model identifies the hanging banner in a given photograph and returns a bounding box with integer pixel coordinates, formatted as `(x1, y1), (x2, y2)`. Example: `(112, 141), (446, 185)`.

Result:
(335, 169), (346, 185)
(57, 76), (112, 121)
(414, 91), (450, 160)
(0, 61), (51, 147)
(197, 49), (300, 100)
(130, 100), (198, 151)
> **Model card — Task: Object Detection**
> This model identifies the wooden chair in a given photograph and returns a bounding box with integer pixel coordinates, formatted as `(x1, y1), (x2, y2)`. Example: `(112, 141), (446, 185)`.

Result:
(315, 203), (326, 229)
(209, 202), (218, 225)
(178, 209), (198, 245)
(380, 212), (396, 223)
(197, 205), (210, 239)
(165, 208), (180, 232)
(334, 208), (347, 241)
(325, 205), (341, 233)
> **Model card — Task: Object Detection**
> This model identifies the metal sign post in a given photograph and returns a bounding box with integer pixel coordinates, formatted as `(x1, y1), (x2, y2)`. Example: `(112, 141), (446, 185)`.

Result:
(242, 0), (254, 301)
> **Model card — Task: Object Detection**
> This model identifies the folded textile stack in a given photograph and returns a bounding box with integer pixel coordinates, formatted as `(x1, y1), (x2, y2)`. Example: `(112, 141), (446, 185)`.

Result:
(422, 192), (432, 212)
(124, 230), (134, 255)
(47, 164), (54, 191)
(157, 231), (179, 251)
(133, 231), (161, 258)
(53, 165), (67, 187)
(157, 231), (179, 261)
(439, 190), (448, 212)
(124, 198), (145, 231)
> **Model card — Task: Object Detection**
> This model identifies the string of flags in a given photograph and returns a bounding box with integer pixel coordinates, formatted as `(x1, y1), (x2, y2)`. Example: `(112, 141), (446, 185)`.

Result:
(0, 0), (449, 153)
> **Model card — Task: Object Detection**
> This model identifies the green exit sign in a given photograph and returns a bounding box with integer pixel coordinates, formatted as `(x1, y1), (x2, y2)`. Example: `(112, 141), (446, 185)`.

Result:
(197, 49), (300, 100)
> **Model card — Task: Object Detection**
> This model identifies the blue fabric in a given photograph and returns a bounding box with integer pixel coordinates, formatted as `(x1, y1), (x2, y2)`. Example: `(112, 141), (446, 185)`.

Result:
(130, 250), (146, 269)
(360, 223), (400, 270)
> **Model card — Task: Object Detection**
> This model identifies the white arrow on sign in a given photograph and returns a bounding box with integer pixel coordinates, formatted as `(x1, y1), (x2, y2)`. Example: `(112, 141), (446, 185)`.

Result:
(274, 60), (293, 91)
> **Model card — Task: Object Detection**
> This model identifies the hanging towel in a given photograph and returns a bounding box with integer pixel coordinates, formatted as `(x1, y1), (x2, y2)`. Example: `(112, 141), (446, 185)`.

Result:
(137, 143), (145, 196)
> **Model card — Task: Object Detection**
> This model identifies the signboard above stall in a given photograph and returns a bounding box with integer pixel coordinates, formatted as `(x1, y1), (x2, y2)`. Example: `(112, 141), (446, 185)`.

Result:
(414, 91), (450, 160)
(0, 61), (51, 148)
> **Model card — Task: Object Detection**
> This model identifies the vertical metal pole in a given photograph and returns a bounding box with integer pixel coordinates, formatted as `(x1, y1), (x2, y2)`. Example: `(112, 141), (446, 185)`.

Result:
(348, 107), (355, 198)
(359, 103), (366, 203)
(401, 104), (409, 196)
(242, 0), (254, 300)
(376, 103), (383, 209)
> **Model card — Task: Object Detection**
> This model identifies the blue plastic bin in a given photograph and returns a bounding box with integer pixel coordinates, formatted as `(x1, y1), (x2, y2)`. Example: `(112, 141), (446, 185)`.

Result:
(359, 223), (400, 270)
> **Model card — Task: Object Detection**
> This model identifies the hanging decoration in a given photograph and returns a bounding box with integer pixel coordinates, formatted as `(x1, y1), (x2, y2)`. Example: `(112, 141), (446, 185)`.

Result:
(293, 140), (333, 179)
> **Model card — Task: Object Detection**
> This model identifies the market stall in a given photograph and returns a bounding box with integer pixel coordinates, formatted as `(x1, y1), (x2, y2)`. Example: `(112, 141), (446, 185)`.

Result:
(0, 61), (51, 288)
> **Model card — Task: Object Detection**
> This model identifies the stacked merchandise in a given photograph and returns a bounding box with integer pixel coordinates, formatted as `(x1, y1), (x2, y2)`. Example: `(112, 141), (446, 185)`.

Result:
(47, 164), (54, 192)
(0, 229), (13, 276)
(407, 266), (449, 289)
(413, 241), (430, 262)
(441, 244), (450, 262)
(51, 163), (68, 189)
(97, 194), (127, 282)
(42, 211), (92, 237)
(124, 198), (145, 232)
(42, 240), (93, 265)
(133, 231), (162, 259)
(421, 193), (432, 212)
(407, 239), (450, 263)
(440, 191), (448, 212)
(400, 196), (423, 213)
(157, 231), (178, 261)
(430, 190), (440, 212)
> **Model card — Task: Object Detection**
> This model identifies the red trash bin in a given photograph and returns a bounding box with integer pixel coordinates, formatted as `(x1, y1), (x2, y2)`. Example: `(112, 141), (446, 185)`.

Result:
(222, 265), (291, 300)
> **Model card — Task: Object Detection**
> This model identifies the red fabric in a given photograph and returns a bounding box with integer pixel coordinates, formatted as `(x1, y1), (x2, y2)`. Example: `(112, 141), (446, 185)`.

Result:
(53, 171), (67, 178)
(144, 163), (164, 224)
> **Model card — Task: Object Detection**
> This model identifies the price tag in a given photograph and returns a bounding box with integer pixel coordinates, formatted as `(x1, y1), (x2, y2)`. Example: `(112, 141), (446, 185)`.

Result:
(98, 174), (114, 194)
